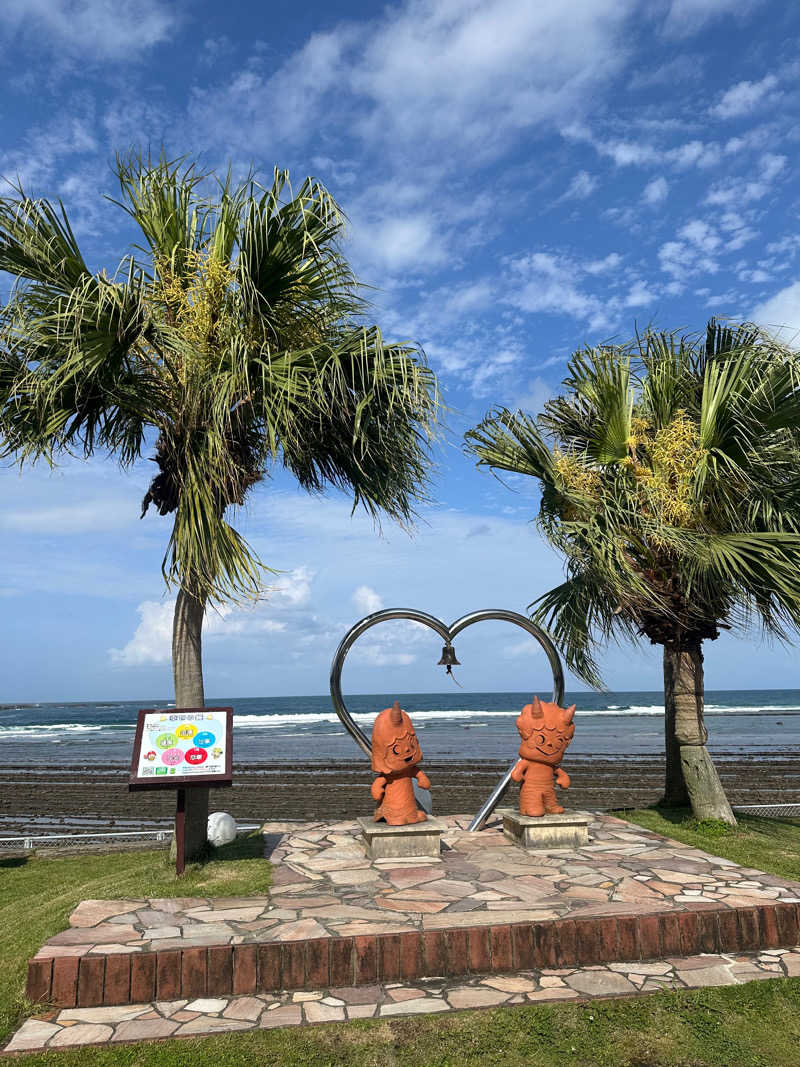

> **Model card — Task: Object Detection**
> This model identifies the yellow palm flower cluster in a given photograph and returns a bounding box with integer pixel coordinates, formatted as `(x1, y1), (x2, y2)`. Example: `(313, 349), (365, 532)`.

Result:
(155, 250), (237, 362)
(634, 412), (705, 526)
(553, 447), (601, 500)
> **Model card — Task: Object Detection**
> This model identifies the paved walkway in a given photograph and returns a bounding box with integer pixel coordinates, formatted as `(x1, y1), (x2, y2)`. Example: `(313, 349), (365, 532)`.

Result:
(33, 813), (800, 958)
(7, 945), (800, 1053)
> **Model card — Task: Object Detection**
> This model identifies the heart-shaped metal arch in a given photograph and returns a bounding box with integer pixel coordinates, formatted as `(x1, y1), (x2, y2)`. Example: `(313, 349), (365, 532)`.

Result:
(329, 608), (565, 831)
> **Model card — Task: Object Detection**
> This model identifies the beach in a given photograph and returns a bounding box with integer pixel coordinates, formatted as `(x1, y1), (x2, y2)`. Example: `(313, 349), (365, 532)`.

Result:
(2, 753), (799, 837)
(1, 687), (799, 836)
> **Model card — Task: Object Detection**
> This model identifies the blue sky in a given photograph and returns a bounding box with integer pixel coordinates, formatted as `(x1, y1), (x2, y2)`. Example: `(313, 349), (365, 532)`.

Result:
(2, 0), (800, 702)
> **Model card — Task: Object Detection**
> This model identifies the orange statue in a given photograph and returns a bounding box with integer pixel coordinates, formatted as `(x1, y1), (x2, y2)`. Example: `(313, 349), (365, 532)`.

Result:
(511, 695), (576, 817)
(370, 701), (430, 824)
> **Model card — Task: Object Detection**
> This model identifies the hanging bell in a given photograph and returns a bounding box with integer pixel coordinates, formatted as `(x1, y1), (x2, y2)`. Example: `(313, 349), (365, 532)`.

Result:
(437, 644), (461, 667)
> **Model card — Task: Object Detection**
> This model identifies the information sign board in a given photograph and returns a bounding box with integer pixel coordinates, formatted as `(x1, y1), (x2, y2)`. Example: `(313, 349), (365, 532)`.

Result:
(129, 707), (233, 791)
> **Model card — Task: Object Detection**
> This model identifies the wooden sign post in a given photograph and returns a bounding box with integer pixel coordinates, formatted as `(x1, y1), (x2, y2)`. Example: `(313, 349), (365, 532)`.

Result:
(129, 707), (234, 874)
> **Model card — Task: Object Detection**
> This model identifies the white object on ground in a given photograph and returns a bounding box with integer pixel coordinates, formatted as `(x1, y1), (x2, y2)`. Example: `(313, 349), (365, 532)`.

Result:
(207, 812), (237, 847)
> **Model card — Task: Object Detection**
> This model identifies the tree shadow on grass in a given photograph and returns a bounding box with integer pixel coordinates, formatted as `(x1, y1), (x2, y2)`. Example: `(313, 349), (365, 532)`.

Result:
(211, 830), (265, 862)
(0, 855), (29, 870)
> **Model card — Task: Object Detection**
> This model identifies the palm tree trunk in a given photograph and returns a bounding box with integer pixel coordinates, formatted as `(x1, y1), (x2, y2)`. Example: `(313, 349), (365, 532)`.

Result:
(662, 650), (689, 807)
(662, 642), (736, 825)
(172, 585), (209, 860)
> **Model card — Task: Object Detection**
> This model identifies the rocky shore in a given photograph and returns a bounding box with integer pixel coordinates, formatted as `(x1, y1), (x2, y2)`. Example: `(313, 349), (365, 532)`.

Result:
(2, 754), (798, 837)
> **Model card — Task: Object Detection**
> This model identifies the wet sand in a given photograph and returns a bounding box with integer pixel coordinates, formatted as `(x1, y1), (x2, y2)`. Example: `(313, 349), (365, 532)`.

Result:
(2, 753), (799, 836)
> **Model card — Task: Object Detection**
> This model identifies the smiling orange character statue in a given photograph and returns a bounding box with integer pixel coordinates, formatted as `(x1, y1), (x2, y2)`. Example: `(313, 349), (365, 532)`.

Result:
(511, 695), (576, 817)
(370, 701), (430, 824)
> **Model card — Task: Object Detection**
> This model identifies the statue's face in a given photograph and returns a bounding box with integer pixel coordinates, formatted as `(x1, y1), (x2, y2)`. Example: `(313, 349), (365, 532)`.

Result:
(519, 724), (573, 765)
(382, 729), (421, 772)
(517, 698), (576, 765)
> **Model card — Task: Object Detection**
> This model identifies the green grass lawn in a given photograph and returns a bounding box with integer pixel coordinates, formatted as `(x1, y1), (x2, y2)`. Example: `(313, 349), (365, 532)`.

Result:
(0, 833), (270, 1046)
(3, 810), (800, 1066)
(620, 808), (800, 882)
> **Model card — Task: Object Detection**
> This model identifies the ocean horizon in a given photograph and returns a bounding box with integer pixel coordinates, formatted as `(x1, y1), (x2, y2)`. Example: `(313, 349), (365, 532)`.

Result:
(2, 688), (799, 765)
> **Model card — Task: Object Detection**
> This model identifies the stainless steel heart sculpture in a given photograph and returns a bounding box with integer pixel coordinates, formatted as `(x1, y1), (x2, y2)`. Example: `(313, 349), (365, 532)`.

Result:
(329, 608), (565, 830)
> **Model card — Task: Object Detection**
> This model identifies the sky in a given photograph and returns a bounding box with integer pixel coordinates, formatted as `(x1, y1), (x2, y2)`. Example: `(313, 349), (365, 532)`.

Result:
(2, 0), (800, 702)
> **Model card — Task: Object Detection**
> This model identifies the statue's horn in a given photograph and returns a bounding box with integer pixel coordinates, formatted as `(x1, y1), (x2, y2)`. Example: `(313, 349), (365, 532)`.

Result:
(390, 701), (403, 725)
(531, 694), (544, 719)
(564, 703), (576, 724)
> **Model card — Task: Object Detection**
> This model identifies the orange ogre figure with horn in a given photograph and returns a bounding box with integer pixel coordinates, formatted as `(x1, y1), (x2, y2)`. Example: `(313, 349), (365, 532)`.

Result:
(370, 701), (430, 824)
(511, 695), (576, 817)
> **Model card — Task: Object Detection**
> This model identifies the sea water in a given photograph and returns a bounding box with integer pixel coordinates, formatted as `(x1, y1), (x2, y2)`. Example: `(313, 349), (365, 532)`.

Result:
(1, 689), (799, 766)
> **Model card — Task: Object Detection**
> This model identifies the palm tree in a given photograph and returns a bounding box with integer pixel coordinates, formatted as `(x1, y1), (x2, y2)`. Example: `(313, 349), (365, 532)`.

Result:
(0, 154), (439, 857)
(466, 322), (800, 824)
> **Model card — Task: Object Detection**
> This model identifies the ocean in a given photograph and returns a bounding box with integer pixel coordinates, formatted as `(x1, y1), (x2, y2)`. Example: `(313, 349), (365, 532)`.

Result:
(2, 689), (799, 766)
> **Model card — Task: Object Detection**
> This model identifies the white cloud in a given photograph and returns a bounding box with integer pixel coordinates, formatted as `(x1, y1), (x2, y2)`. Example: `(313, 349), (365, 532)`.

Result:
(562, 170), (599, 200)
(710, 74), (780, 120)
(350, 213), (443, 272)
(643, 177), (668, 204)
(110, 568), (314, 666)
(679, 219), (720, 254)
(663, 0), (763, 38)
(351, 0), (638, 158)
(352, 585), (384, 615)
(506, 251), (620, 330)
(469, 348), (522, 396)
(109, 600), (173, 666)
(585, 252), (622, 275)
(705, 153), (786, 208)
(657, 217), (734, 280)
(0, 0), (176, 60)
(717, 210), (758, 250)
(517, 376), (555, 414)
(191, 0), (639, 167)
(659, 239), (718, 280)
(573, 130), (718, 171)
(625, 280), (657, 307)
(1, 101), (100, 192)
(751, 281), (800, 343)
(0, 498), (136, 534)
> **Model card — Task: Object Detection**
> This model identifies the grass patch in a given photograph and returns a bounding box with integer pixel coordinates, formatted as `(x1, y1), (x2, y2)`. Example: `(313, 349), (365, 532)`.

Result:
(0, 834), (270, 1045)
(10, 978), (800, 1066)
(620, 808), (800, 882)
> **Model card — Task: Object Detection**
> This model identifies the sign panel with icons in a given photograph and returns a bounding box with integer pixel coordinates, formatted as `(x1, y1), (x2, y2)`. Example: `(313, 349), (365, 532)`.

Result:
(129, 707), (233, 791)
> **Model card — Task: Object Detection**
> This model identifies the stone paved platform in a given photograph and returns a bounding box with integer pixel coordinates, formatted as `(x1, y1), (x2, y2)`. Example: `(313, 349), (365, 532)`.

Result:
(8, 946), (800, 1053)
(25, 813), (800, 1008)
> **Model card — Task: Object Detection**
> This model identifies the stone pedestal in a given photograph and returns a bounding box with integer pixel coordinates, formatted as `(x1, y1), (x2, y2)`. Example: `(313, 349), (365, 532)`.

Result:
(498, 808), (591, 850)
(358, 817), (444, 859)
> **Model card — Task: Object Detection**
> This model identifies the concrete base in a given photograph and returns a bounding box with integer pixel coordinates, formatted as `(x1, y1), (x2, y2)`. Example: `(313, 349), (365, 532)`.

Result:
(358, 816), (444, 859)
(498, 807), (591, 850)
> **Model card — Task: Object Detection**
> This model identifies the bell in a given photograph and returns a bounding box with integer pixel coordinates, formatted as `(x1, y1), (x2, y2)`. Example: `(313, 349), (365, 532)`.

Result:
(437, 644), (461, 667)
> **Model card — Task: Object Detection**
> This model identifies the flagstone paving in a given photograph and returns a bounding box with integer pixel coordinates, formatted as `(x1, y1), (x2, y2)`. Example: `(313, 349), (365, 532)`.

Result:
(32, 813), (800, 959)
(7, 946), (800, 1053)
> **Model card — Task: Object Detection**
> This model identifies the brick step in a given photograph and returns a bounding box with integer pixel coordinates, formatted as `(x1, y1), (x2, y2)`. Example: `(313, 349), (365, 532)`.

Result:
(27, 901), (800, 1010)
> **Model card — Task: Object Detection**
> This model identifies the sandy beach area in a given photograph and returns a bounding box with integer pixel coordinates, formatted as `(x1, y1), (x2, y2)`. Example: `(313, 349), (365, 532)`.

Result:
(2, 753), (798, 837)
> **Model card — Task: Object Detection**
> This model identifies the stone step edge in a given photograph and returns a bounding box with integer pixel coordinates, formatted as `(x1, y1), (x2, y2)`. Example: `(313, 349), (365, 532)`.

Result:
(10, 946), (800, 1055)
(26, 901), (800, 1010)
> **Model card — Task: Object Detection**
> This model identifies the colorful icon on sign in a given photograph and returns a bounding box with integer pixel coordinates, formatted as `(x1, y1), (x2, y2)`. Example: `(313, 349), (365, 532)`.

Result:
(155, 767), (167, 775)
(156, 732), (177, 750)
(161, 748), (184, 766)
(194, 731), (215, 748)
(184, 747), (208, 765)
(212, 747), (223, 759)
(175, 722), (197, 740)
(144, 750), (156, 762)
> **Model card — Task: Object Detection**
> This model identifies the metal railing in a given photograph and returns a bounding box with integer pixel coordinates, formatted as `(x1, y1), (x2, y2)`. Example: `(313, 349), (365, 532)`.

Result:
(0, 824), (262, 850)
(732, 803), (800, 818)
